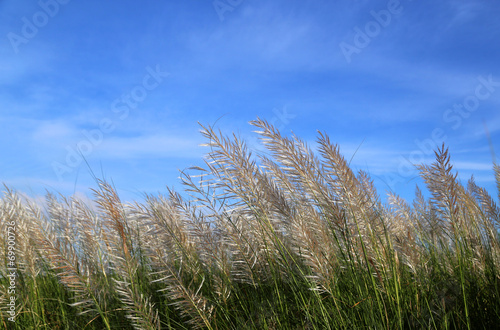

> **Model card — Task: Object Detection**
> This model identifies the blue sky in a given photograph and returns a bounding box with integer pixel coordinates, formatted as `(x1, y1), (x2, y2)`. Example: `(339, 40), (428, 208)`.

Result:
(1, 0), (499, 203)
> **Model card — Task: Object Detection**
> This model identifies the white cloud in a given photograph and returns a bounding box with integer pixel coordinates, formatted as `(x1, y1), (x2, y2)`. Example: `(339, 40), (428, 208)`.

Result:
(98, 134), (204, 159)
(32, 120), (75, 142)
(446, 0), (484, 28)
(452, 161), (494, 171)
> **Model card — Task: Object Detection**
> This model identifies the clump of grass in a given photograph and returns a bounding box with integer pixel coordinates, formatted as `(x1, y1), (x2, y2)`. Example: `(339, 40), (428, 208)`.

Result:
(1, 118), (499, 329)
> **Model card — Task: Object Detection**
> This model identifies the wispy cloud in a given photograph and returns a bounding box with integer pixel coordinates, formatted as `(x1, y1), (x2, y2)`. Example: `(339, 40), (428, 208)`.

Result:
(99, 134), (204, 159)
(452, 161), (495, 171)
(445, 0), (484, 28)
(32, 120), (76, 142)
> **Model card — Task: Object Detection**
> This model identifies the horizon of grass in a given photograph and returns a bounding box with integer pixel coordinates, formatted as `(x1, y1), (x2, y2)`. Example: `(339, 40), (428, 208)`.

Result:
(0, 118), (499, 329)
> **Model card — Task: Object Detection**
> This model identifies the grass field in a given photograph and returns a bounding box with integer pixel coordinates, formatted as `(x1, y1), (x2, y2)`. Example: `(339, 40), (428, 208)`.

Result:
(1, 118), (499, 329)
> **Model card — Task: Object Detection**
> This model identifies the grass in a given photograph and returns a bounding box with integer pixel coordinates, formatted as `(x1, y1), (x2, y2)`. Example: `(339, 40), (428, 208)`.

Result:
(1, 118), (499, 329)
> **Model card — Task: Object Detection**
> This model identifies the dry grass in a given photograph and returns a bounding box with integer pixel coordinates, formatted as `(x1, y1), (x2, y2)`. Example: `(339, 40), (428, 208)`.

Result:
(1, 118), (499, 329)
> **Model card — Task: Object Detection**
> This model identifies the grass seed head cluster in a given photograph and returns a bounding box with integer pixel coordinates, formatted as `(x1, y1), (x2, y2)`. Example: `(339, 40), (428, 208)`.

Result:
(1, 118), (499, 329)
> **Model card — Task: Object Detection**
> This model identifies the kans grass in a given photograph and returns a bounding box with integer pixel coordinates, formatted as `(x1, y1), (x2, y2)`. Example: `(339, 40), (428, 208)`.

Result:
(1, 118), (499, 329)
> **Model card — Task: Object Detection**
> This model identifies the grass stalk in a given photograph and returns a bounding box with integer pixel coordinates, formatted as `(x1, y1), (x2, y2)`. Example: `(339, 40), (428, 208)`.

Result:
(0, 119), (498, 329)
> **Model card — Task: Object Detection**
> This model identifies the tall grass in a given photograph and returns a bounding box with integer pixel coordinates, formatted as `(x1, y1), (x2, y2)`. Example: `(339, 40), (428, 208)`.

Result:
(1, 118), (499, 329)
